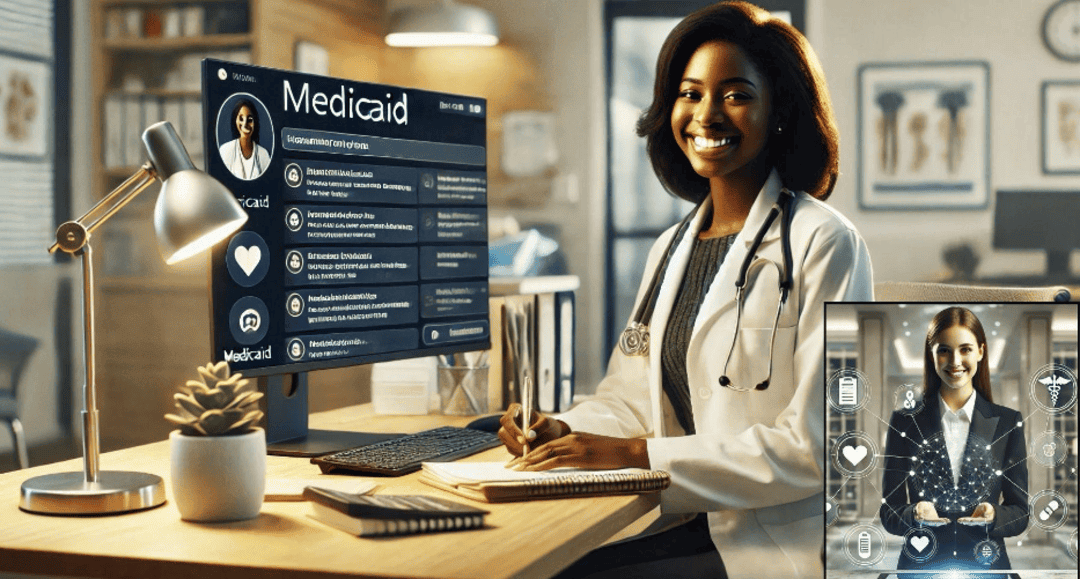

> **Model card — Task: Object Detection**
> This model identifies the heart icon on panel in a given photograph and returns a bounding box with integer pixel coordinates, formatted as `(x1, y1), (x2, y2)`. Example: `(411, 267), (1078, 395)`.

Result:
(235, 245), (262, 277)
(826, 502), (832, 512)
(910, 535), (930, 553)
(842, 444), (868, 467)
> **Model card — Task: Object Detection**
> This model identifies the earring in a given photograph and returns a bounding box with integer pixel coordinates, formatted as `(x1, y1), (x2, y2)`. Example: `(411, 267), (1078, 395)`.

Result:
(774, 125), (783, 135)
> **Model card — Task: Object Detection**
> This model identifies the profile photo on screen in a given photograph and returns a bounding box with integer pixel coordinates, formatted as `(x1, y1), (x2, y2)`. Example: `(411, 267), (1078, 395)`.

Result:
(216, 93), (274, 180)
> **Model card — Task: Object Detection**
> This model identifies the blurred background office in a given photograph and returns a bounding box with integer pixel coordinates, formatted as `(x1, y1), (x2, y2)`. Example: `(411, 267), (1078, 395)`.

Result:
(824, 303), (1077, 571)
(1, 0), (1079, 470)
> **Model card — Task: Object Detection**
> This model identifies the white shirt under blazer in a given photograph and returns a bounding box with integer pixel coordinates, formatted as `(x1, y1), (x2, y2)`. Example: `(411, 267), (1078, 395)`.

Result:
(558, 170), (874, 579)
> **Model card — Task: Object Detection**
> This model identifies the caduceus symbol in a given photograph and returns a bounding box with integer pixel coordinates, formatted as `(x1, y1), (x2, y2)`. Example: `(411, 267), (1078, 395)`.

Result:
(1039, 373), (1070, 408)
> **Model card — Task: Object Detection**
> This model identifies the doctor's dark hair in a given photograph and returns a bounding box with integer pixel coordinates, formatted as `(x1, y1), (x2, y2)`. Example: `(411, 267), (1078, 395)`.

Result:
(923, 306), (994, 403)
(635, 1), (839, 202)
(229, 99), (261, 143)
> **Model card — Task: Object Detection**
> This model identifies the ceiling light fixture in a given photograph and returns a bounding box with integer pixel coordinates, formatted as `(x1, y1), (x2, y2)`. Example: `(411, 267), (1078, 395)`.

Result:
(386, 0), (499, 47)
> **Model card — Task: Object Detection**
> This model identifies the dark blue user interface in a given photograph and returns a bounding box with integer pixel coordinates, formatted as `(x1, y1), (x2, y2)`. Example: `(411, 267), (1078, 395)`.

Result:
(205, 59), (489, 374)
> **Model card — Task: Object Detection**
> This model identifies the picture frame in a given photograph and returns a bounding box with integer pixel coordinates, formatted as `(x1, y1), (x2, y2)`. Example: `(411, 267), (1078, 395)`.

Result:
(857, 61), (990, 210)
(1041, 80), (1080, 175)
(0, 49), (50, 160)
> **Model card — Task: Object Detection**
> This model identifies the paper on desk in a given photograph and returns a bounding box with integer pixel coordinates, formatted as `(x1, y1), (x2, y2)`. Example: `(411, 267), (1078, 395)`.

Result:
(420, 461), (648, 484)
(265, 478), (377, 501)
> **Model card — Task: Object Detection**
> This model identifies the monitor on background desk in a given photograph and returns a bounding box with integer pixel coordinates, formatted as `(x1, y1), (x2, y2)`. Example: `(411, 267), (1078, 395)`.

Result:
(202, 60), (490, 456)
(993, 189), (1080, 283)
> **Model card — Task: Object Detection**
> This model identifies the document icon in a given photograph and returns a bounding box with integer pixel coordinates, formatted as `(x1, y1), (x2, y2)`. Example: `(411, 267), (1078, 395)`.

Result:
(839, 376), (857, 406)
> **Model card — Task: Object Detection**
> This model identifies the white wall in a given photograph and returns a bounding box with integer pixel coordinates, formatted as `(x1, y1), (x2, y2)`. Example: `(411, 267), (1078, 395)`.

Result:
(812, 0), (1080, 283)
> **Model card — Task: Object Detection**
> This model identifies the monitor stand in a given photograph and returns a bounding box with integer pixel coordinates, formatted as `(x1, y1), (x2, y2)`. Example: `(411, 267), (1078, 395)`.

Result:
(259, 372), (403, 457)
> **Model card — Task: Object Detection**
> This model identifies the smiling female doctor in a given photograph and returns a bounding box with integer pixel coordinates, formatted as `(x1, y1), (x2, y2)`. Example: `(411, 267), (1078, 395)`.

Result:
(498, 2), (873, 578)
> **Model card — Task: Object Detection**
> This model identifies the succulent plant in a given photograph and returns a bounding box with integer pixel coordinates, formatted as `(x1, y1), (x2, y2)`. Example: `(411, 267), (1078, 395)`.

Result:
(165, 361), (264, 436)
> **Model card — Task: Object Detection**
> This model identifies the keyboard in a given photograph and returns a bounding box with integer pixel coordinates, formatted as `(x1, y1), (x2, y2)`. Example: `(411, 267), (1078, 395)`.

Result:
(310, 426), (503, 476)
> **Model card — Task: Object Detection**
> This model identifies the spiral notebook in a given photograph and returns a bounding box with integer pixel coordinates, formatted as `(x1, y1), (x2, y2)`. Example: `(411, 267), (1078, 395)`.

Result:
(419, 461), (670, 503)
(303, 487), (488, 537)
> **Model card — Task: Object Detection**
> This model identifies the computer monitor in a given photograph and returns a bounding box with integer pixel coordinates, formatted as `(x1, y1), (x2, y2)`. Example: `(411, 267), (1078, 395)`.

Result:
(993, 189), (1080, 281)
(202, 59), (489, 455)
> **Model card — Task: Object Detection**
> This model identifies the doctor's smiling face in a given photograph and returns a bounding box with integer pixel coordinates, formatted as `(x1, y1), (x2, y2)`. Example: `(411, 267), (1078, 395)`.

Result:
(235, 105), (255, 141)
(670, 40), (772, 188)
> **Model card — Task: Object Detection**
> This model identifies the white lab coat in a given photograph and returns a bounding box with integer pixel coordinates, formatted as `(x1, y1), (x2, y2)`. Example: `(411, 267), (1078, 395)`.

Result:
(218, 138), (271, 180)
(558, 170), (874, 579)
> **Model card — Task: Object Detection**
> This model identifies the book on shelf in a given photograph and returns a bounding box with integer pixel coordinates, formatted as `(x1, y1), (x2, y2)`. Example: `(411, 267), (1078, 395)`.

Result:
(303, 487), (488, 537)
(419, 461), (670, 503)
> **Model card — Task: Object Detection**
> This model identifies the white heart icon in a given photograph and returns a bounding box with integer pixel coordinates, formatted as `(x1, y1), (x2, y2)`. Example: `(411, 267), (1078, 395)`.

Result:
(842, 444), (868, 467)
(826, 502), (832, 512)
(910, 536), (929, 553)
(235, 245), (261, 277)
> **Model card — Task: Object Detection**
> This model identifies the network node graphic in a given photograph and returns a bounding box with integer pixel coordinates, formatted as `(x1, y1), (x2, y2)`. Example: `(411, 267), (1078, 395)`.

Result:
(909, 432), (996, 515)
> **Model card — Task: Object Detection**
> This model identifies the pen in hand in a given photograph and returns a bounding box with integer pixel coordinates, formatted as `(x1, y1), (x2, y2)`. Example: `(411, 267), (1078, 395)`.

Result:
(521, 374), (533, 455)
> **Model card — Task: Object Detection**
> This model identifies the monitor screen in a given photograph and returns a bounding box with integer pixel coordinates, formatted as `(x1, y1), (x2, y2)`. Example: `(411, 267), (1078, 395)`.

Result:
(202, 60), (489, 454)
(204, 59), (489, 376)
(993, 190), (1080, 252)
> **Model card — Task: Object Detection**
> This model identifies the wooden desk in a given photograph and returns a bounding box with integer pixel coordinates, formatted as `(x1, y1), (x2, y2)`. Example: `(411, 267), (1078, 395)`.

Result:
(0, 405), (658, 579)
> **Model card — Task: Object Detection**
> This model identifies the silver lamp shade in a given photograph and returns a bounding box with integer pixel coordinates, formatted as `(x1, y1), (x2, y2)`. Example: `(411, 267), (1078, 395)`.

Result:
(385, 0), (499, 47)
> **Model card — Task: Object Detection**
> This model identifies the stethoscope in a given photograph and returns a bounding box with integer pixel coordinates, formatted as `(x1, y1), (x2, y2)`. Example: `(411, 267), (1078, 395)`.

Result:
(618, 188), (795, 392)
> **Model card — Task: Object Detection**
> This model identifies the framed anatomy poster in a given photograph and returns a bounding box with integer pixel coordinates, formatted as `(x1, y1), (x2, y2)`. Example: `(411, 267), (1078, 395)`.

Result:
(1042, 80), (1080, 175)
(857, 61), (989, 210)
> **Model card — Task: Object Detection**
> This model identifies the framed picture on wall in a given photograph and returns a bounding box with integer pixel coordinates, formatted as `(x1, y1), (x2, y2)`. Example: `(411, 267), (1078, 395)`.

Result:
(857, 61), (990, 210)
(1041, 80), (1080, 175)
(0, 50), (50, 160)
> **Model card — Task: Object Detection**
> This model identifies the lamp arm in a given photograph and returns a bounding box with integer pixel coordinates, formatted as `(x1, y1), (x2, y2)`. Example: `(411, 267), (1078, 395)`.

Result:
(49, 162), (158, 254)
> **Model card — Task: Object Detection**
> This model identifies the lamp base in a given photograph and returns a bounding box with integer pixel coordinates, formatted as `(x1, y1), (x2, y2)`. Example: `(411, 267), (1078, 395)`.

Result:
(19, 471), (166, 515)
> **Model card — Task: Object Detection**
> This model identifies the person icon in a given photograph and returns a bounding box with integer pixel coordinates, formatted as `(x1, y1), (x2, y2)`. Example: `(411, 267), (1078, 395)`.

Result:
(287, 294), (304, 317)
(285, 163), (303, 188)
(219, 98), (270, 180)
(288, 338), (305, 361)
(239, 308), (261, 333)
(286, 208), (303, 232)
(286, 250), (303, 274)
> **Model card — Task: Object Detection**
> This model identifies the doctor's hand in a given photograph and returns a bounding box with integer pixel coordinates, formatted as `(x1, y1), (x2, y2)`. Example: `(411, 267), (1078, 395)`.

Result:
(506, 432), (650, 471)
(497, 403), (569, 457)
(914, 501), (950, 526)
(958, 502), (995, 525)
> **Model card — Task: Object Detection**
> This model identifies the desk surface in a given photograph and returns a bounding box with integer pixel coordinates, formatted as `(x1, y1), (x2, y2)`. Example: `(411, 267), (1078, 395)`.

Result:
(0, 406), (658, 579)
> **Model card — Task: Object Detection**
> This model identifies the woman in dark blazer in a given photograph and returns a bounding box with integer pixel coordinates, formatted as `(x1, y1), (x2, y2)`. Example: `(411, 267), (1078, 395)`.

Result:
(880, 307), (1028, 571)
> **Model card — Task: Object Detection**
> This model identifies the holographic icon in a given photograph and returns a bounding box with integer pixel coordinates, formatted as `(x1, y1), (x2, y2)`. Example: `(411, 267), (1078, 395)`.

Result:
(1040, 500), (1061, 522)
(839, 377), (857, 406)
(1040, 372), (1070, 407)
(845, 524), (886, 566)
(974, 539), (1000, 566)
(903, 389), (916, 409)
(843, 444), (869, 467)
(910, 535), (929, 553)
(1043, 442), (1057, 458)
(1030, 490), (1069, 530)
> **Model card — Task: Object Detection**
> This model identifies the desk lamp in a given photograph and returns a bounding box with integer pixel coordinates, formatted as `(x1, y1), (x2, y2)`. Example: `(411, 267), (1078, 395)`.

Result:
(19, 121), (248, 515)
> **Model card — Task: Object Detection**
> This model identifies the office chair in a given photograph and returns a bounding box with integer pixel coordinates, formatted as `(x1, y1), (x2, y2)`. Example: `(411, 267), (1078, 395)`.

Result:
(0, 327), (38, 469)
(875, 281), (1072, 303)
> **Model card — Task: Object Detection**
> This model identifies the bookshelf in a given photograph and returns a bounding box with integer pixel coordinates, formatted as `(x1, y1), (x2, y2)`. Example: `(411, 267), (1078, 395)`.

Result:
(88, 0), (382, 450)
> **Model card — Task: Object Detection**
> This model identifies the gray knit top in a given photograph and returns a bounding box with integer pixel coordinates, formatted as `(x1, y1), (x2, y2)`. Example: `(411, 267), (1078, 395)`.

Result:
(660, 232), (737, 435)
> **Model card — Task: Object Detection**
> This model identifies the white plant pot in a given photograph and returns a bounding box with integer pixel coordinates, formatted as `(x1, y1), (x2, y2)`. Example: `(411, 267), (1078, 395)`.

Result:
(169, 427), (266, 522)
